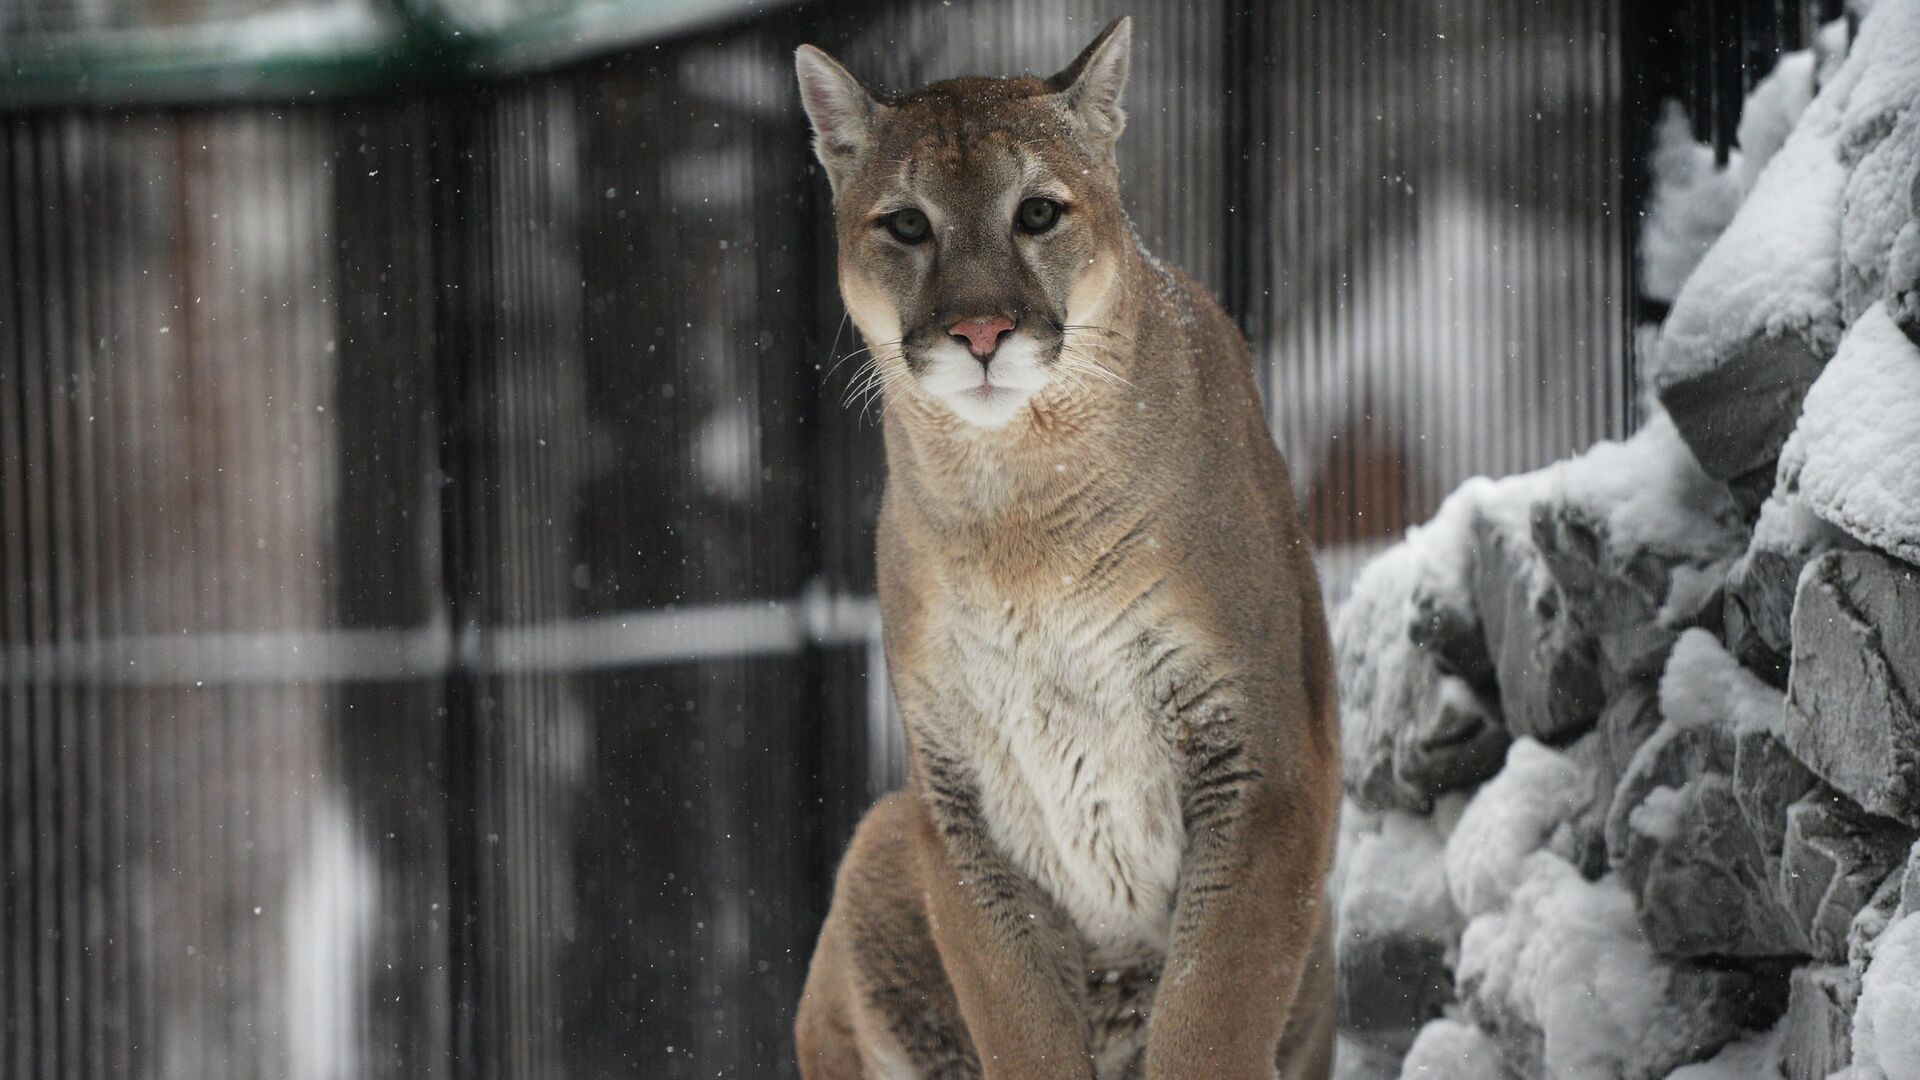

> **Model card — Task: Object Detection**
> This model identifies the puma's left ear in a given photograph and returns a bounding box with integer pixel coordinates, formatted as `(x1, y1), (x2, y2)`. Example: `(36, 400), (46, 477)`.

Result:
(1049, 16), (1131, 147)
(795, 44), (884, 190)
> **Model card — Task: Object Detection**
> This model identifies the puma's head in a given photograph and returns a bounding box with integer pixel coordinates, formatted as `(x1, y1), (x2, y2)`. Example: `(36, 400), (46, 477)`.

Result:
(796, 19), (1134, 429)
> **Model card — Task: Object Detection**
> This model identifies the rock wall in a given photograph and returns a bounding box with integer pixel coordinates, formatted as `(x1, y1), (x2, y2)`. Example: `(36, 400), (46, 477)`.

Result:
(1331, 5), (1920, 1078)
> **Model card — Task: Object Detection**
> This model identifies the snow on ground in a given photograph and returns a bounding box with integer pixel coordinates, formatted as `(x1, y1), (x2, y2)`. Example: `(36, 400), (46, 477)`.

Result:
(1778, 302), (1920, 563)
(1443, 740), (1588, 919)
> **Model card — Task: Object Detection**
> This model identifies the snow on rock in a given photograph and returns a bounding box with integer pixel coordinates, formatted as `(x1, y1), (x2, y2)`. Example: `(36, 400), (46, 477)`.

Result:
(1338, 811), (1464, 1053)
(1397, 1018), (1509, 1080)
(1891, 214), (1920, 343)
(1333, 1035), (1405, 1080)
(1651, 14), (1861, 486)
(1532, 410), (1746, 687)
(1664, 1021), (1786, 1080)
(1605, 635), (1808, 956)
(1456, 853), (1763, 1080)
(1641, 49), (1819, 305)
(1444, 740), (1589, 919)
(1335, 483), (1509, 813)
(1640, 107), (1751, 305)
(1835, 0), (1920, 322)
(1777, 303), (1920, 564)
(1847, 912), (1920, 1080)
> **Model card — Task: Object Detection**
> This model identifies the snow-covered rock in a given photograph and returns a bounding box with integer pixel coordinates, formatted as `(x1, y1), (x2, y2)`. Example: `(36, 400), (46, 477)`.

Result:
(1836, 0), (1920, 323)
(1336, 487), (1509, 814)
(1444, 740), (1589, 919)
(1640, 46), (1821, 306)
(1891, 218), (1920, 344)
(1396, 1018), (1508, 1080)
(1782, 550), (1920, 827)
(1846, 912), (1920, 1080)
(1651, 60), (1848, 487)
(1456, 853), (1766, 1080)
(1603, 631), (1807, 956)
(1776, 304), (1920, 564)
(1666, 1021), (1787, 1080)
(1531, 411), (1745, 688)
(1338, 811), (1464, 1054)
(1328, 9), (1920, 1070)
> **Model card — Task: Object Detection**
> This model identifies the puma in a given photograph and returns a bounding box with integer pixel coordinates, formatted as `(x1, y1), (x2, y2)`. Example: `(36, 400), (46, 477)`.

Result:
(793, 19), (1339, 1078)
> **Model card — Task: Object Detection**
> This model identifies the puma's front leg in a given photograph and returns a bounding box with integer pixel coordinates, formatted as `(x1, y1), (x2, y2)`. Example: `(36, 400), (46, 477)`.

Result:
(915, 753), (1096, 1080)
(1145, 735), (1336, 1079)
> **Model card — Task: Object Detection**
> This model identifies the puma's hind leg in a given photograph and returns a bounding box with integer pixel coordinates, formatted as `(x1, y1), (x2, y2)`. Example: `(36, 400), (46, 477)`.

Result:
(796, 792), (981, 1080)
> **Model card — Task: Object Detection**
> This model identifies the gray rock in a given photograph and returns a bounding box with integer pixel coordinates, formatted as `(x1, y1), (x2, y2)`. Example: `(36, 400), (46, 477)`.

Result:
(1783, 550), (1920, 828)
(1657, 331), (1830, 488)
(1778, 965), (1858, 1080)
(1848, 870), (1904, 976)
(1901, 840), (1920, 920)
(1735, 724), (1822, 895)
(1778, 792), (1917, 961)
(1567, 684), (1664, 877)
(1344, 643), (1509, 816)
(1531, 467), (1742, 692)
(1605, 715), (1737, 867)
(1471, 510), (1603, 745)
(1393, 673), (1510, 804)
(1620, 773), (1809, 957)
(1335, 933), (1452, 1056)
(1336, 812), (1460, 1056)
(1723, 497), (1855, 687)
(1407, 584), (1496, 693)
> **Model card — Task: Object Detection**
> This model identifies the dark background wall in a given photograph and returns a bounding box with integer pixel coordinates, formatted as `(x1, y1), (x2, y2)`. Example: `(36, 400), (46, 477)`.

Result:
(0, 0), (1841, 1076)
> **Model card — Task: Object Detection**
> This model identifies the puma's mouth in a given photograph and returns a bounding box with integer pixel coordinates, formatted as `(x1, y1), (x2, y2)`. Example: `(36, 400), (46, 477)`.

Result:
(917, 334), (1049, 428)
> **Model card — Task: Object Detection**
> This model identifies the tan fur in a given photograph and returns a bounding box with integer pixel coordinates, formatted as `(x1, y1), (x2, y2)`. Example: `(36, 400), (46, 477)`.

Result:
(795, 20), (1338, 1079)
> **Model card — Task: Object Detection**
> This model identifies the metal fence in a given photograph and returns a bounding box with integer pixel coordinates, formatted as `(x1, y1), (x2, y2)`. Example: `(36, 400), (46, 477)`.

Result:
(0, 0), (1838, 1076)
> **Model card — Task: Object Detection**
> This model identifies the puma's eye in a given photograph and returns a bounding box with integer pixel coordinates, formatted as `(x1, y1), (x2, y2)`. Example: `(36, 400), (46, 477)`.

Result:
(882, 207), (930, 244)
(1016, 197), (1062, 234)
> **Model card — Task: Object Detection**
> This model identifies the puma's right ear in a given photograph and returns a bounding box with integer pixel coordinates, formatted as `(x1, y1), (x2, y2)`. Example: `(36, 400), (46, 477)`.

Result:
(795, 45), (883, 188)
(1049, 16), (1132, 148)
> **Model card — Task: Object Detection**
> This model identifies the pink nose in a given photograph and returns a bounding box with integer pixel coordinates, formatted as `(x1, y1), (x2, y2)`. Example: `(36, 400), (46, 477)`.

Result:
(948, 315), (1015, 359)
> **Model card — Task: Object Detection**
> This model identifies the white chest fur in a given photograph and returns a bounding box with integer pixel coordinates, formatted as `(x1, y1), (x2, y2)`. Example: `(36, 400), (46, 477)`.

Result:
(936, 593), (1187, 963)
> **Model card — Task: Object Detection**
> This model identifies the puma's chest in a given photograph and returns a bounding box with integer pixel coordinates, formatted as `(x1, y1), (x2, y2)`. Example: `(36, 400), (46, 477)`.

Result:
(933, 597), (1190, 962)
